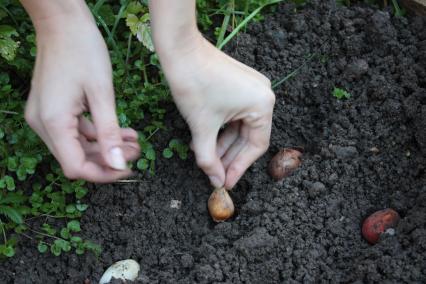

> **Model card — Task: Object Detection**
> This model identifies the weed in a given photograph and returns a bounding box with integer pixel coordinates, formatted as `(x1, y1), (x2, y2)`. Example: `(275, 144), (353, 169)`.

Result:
(0, 2), (102, 256)
(332, 87), (352, 99)
(163, 139), (189, 160)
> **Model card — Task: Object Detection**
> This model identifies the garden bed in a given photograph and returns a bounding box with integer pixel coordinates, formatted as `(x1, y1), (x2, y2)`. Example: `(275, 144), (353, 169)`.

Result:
(1, 1), (425, 283)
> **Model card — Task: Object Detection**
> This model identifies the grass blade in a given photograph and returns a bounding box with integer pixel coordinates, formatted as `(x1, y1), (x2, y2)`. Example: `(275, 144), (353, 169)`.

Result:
(218, 0), (285, 50)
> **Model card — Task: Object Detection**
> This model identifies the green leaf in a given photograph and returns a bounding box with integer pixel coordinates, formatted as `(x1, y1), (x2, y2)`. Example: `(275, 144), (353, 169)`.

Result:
(98, 5), (116, 26)
(126, 1), (144, 14)
(62, 242), (71, 252)
(67, 220), (81, 232)
(0, 245), (15, 257)
(145, 148), (156, 160)
(42, 223), (57, 236)
(169, 139), (180, 149)
(0, 205), (23, 224)
(0, 10), (7, 21)
(44, 185), (53, 193)
(14, 223), (27, 234)
(126, 14), (139, 34)
(37, 242), (48, 253)
(76, 203), (88, 212)
(4, 175), (15, 191)
(7, 157), (18, 171)
(70, 236), (82, 243)
(16, 167), (27, 181)
(177, 149), (188, 160)
(0, 26), (18, 37)
(162, 148), (173, 159)
(54, 239), (71, 252)
(332, 87), (351, 99)
(50, 243), (61, 256)
(65, 204), (76, 214)
(60, 228), (70, 239)
(21, 157), (38, 172)
(137, 158), (149, 170)
(61, 183), (73, 194)
(0, 26), (19, 61)
(0, 36), (19, 61)
(140, 13), (150, 23)
(126, 13), (154, 52)
(0, 192), (26, 205)
(75, 247), (85, 255)
(75, 187), (88, 199)
(46, 173), (54, 182)
(135, 22), (154, 52)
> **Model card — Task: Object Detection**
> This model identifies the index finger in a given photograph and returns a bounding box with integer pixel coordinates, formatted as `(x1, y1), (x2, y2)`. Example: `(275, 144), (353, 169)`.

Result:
(224, 114), (272, 189)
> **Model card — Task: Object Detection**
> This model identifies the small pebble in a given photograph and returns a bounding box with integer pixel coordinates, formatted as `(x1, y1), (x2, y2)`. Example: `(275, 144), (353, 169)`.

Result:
(369, 146), (380, 154)
(170, 199), (182, 209)
(385, 228), (395, 236)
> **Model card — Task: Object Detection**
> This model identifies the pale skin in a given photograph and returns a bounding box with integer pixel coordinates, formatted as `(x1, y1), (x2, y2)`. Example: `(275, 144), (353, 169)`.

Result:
(21, 0), (275, 189)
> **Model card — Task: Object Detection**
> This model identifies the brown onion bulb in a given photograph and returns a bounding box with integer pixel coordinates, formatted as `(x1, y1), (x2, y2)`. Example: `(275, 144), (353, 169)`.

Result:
(268, 148), (302, 181)
(208, 187), (234, 222)
(362, 208), (400, 244)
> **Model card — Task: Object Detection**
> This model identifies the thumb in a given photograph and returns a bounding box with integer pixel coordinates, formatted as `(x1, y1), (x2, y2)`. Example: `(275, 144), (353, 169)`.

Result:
(86, 84), (126, 171)
(191, 128), (225, 188)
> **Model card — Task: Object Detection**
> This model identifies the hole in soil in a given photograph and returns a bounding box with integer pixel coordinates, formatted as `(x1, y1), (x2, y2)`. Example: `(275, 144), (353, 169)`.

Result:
(228, 179), (250, 219)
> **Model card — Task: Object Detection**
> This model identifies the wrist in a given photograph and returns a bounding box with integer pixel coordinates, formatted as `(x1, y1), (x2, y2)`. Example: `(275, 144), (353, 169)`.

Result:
(148, 0), (201, 60)
(21, 0), (95, 35)
(153, 29), (204, 61)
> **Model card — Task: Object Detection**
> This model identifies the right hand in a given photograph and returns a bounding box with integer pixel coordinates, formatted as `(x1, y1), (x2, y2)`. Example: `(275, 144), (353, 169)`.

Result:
(158, 36), (275, 189)
(25, 14), (140, 183)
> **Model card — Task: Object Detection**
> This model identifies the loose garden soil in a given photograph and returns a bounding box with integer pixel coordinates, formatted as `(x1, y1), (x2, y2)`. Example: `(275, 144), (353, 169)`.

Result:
(1, 1), (425, 283)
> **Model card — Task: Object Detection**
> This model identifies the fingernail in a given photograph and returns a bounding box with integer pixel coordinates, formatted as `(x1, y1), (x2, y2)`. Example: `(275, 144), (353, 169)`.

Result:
(209, 176), (223, 188)
(109, 147), (126, 170)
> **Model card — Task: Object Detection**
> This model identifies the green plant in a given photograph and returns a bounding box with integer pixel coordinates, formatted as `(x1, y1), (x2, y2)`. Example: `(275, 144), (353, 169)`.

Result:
(162, 139), (189, 160)
(332, 87), (352, 99)
(0, 1), (101, 256)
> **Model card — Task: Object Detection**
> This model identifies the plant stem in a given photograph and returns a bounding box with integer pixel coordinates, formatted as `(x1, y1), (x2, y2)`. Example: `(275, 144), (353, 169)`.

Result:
(24, 223), (63, 240)
(0, 218), (7, 243)
(272, 54), (316, 89)
(0, 110), (19, 115)
(146, 128), (159, 141)
(25, 213), (67, 221)
(110, 0), (129, 43)
(122, 33), (133, 90)
(92, 0), (106, 14)
(0, 4), (18, 26)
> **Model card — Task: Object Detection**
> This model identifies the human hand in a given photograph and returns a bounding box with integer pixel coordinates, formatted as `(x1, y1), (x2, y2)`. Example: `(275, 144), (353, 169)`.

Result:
(24, 9), (140, 183)
(158, 36), (275, 189)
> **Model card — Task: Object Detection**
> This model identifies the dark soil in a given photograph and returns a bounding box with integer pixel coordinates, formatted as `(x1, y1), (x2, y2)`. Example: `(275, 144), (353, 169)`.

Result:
(1, 1), (425, 283)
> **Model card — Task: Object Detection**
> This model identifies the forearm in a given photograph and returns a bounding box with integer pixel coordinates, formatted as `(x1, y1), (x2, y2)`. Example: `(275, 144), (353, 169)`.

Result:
(148, 0), (202, 58)
(20, 0), (94, 34)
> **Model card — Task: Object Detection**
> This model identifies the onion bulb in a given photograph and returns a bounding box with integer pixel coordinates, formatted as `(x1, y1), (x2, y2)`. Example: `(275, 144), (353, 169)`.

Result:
(208, 187), (234, 222)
